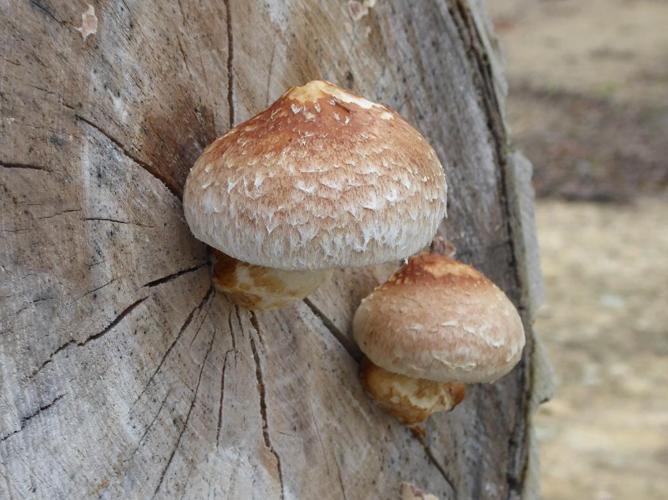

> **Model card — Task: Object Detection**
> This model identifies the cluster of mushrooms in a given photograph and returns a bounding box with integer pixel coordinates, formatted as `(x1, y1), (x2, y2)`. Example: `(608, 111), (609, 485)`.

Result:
(183, 80), (525, 428)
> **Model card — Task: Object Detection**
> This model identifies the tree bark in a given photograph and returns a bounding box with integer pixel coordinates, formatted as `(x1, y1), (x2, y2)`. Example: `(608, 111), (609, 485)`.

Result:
(0, 1), (550, 498)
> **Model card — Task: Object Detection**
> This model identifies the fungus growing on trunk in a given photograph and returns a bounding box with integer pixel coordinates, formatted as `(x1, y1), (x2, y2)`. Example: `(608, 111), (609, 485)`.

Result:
(184, 80), (447, 309)
(354, 253), (526, 427)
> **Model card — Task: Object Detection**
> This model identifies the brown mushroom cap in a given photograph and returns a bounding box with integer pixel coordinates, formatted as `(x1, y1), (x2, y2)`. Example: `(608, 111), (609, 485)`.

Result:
(183, 80), (447, 271)
(353, 254), (526, 384)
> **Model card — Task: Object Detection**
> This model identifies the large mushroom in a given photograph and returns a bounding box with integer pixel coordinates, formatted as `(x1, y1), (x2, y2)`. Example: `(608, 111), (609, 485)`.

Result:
(184, 80), (447, 309)
(353, 253), (526, 427)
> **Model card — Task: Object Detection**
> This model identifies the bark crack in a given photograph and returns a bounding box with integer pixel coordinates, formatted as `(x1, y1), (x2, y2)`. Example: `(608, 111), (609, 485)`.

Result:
(132, 287), (213, 407)
(0, 394), (65, 443)
(152, 327), (217, 498)
(29, 296), (148, 379)
(75, 114), (181, 198)
(143, 262), (208, 288)
(302, 298), (362, 361)
(248, 313), (285, 500)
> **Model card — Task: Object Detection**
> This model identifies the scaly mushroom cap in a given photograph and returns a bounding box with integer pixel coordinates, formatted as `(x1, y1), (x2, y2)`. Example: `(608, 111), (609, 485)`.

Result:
(183, 80), (447, 271)
(353, 254), (526, 384)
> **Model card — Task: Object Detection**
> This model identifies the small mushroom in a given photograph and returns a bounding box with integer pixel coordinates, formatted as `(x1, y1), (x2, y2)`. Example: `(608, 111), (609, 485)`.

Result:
(353, 253), (526, 426)
(184, 80), (447, 309)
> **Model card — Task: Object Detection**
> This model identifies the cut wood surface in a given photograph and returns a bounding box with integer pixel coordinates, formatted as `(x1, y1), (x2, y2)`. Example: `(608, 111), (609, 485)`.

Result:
(0, 1), (547, 498)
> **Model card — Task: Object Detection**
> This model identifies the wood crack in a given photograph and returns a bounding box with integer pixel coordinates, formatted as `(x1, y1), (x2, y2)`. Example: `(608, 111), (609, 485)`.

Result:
(189, 297), (214, 347)
(29, 296), (148, 379)
(0, 161), (52, 173)
(223, 0), (235, 127)
(126, 389), (171, 463)
(29, 0), (68, 27)
(216, 349), (235, 446)
(152, 327), (217, 498)
(74, 277), (116, 302)
(37, 209), (81, 220)
(132, 287), (213, 407)
(333, 455), (349, 500)
(143, 262), (208, 288)
(82, 217), (155, 228)
(248, 313), (285, 500)
(303, 298), (362, 361)
(75, 114), (181, 198)
(15, 296), (56, 316)
(265, 45), (275, 106)
(226, 305), (239, 354)
(81, 296), (149, 347)
(414, 434), (457, 498)
(248, 311), (264, 348)
(0, 394), (65, 443)
(174, 0), (197, 89)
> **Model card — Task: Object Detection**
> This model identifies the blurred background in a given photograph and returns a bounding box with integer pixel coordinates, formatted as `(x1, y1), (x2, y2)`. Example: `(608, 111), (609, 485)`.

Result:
(487, 1), (668, 499)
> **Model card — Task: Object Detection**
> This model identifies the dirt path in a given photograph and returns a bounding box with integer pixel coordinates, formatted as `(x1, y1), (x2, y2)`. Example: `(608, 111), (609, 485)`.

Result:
(535, 199), (668, 500)
(490, 0), (668, 201)
(488, 1), (668, 498)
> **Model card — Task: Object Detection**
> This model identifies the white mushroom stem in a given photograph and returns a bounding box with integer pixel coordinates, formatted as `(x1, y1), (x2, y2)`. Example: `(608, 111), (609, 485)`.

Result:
(359, 357), (465, 427)
(211, 250), (332, 310)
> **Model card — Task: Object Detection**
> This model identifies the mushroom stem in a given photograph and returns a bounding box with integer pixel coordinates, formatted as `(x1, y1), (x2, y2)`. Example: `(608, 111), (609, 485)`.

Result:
(211, 250), (332, 310)
(359, 357), (466, 427)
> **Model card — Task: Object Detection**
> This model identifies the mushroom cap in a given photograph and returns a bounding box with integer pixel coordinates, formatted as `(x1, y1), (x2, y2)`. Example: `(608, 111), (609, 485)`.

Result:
(353, 254), (526, 383)
(183, 80), (447, 271)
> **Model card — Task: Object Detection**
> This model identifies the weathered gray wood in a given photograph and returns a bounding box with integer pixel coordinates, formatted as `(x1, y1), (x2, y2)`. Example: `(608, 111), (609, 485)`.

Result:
(0, 1), (546, 498)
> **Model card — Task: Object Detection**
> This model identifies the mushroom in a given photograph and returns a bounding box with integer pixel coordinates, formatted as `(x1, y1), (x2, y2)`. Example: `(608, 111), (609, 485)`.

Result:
(184, 80), (447, 309)
(353, 253), (526, 426)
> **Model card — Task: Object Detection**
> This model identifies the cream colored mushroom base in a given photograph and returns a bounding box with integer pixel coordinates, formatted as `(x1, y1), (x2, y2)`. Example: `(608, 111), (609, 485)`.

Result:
(353, 253), (526, 426)
(360, 357), (465, 427)
(212, 250), (331, 310)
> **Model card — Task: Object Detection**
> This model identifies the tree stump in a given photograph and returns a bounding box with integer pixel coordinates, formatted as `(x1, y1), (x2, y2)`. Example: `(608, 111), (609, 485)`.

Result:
(0, 1), (550, 498)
